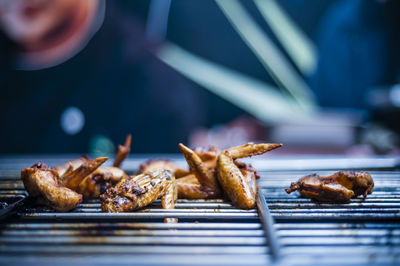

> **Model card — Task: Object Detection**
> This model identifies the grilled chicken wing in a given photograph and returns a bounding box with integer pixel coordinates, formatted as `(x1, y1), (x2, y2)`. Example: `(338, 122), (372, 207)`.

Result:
(285, 171), (374, 202)
(216, 143), (282, 209)
(58, 157), (108, 190)
(76, 167), (129, 199)
(101, 170), (177, 222)
(21, 163), (82, 211)
(55, 156), (90, 177)
(113, 134), (132, 168)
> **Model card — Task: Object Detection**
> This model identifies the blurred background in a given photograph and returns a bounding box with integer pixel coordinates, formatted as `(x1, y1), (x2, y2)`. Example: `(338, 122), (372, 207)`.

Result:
(0, 0), (399, 156)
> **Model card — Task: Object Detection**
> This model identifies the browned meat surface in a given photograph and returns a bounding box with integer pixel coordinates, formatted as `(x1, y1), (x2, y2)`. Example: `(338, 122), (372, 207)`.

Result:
(113, 134), (132, 168)
(285, 171), (374, 202)
(58, 157), (108, 190)
(179, 144), (222, 197)
(76, 167), (129, 199)
(21, 163), (82, 211)
(177, 174), (219, 199)
(55, 156), (90, 177)
(101, 170), (177, 222)
(177, 143), (268, 202)
(216, 143), (282, 209)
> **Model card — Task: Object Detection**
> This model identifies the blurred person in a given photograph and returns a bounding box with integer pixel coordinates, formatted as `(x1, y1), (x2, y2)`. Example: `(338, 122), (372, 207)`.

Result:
(0, 0), (242, 154)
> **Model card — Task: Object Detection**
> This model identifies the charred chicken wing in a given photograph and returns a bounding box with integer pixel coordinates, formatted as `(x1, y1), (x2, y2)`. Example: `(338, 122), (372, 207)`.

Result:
(58, 157), (108, 190)
(76, 167), (129, 199)
(101, 170), (177, 222)
(285, 171), (374, 202)
(21, 163), (82, 211)
(55, 156), (90, 177)
(216, 143), (282, 209)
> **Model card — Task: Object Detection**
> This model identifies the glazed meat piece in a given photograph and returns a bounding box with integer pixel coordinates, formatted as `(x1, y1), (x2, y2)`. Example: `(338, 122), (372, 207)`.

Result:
(58, 135), (130, 198)
(113, 134), (132, 168)
(193, 146), (219, 169)
(76, 167), (129, 199)
(179, 144), (222, 198)
(101, 170), (177, 222)
(216, 143), (282, 209)
(177, 174), (218, 199)
(55, 156), (90, 177)
(58, 157), (108, 190)
(177, 144), (261, 200)
(285, 171), (374, 202)
(21, 163), (82, 211)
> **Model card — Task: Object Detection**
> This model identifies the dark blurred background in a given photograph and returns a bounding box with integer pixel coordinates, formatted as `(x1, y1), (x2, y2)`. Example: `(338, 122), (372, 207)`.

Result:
(0, 0), (399, 155)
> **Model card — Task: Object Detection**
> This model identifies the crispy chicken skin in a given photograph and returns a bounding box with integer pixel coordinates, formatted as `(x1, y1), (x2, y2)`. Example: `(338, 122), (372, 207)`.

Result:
(216, 143), (282, 209)
(21, 163), (82, 211)
(285, 171), (374, 202)
(76, 167), (129, 199)
(113, 134), (132, 168)
(58, 157), (108, 190)
(101, 170), (177, 215)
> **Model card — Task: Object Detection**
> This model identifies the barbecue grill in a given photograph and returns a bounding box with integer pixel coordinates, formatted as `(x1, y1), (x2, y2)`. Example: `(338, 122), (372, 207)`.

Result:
(0, 155), (399, 265)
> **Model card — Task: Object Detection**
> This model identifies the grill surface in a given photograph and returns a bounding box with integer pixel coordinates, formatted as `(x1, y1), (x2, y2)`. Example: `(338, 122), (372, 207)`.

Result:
(0, 155), (399, 265)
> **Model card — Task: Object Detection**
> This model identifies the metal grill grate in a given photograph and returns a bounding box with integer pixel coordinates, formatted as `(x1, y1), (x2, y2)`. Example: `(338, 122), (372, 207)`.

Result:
(0, 156), (399, 265)
(0, 158), (269, 266)
(260, 170), (400, 264)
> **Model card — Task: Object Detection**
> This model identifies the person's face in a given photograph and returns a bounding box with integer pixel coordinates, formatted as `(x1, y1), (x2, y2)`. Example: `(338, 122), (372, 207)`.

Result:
(0, 0), (78, 44)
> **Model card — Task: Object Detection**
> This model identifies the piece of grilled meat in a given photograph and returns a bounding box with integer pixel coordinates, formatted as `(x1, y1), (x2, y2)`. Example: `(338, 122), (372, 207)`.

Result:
(55, 156), (90, 177)
(178, 144), (222, 199)
(101, 170), (177, 222)
(21, 163), (82, 211)
(113, 134), (132, 168)
(56, 135), (131, 199)
(216, 143), (282, 209)
(58, 157), (108, 190)
(177, 174), (210, 199)
(76, 167), (129, 199)
(177, 144), (262, 200)
(285, 171), (374, 202)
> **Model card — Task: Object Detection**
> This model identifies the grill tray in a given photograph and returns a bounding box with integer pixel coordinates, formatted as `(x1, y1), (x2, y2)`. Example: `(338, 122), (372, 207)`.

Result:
(0, 156), (399, 265)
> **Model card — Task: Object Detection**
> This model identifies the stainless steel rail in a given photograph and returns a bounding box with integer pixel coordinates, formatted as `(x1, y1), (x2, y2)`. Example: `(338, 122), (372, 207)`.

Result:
(0, 157), (399, 265)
